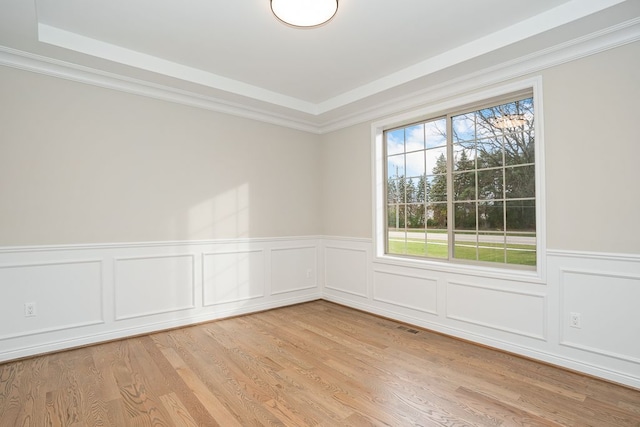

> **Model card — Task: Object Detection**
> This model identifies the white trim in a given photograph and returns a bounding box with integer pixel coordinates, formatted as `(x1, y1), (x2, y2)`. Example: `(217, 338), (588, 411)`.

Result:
(445, 280), (547, 341)
(558, 268), (640, 365)
(319, 17), (640, 133)
(323, 246), (369, 298)
(0, 46), (320, 134)
(371, 77), (547, 283)
(34, 2), (635, 118)
(0, 16), (637, 134)
(1, 236), (639, 388)
(113, 254), (197, 321)
(372, 269), (439, 316)
(0, 235), (324, 253)
(316, 0), (632, 114)
(37, 24), (318, 115)
(548, 249), (640, 262)
(201, 249), (266, 306)
(322, 236), (372, 243)
(559, 341), (640, 365)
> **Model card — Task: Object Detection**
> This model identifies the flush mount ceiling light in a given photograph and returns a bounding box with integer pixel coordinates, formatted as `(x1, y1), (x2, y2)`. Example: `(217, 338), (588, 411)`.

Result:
(271, 0), (338, 28)
(491, 114), (527, 129)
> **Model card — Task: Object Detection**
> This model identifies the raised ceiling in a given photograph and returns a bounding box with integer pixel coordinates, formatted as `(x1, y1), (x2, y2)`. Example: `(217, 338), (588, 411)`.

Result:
(1, 0), (639, 132)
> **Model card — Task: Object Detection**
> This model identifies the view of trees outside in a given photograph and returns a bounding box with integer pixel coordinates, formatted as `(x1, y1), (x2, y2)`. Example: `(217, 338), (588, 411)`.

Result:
(385, 96), (536, 267)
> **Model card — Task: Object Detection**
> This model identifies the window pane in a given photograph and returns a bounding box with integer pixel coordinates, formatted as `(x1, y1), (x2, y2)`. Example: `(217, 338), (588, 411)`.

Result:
(426, 230), (447, 259)
(405, 124), (424, 152)
(454, 232), (477, 261)
(387, 205), (397, 229)
(388, 179), (406, 203)
(427, 175), (447, 202)
(407, 203), (425, 229)
(454, 202), (476, 230)
(477, 137), (503, 168)
(386, 129), (405, 155)
(452, 113), (475, 142)
(479, 247), (505, 263)
(388, 204), (403, 230)
(478, 201), (504, 231)
(426, 202), (447, 229)
(387, 179), (399, 203)
(478, 232), (505, 247)
(396, 204), (407, 229)
(506, 248), (536, 266)
(454, 143), (475, 170)
(387, 154), (405, 179)
(477, 107), (502, 138)
(453, 171), (476, 201)
(504, 131), (534, 166)
(477, 169), (503, 200)
(404, 178), (417, 202)
(426, 146), (447, 175)
(405, 151), (425, 178)
(505, 165), (535, 199)
(506, 200), (535, 232)
(425, 118), (447, 148)
(387, 229), (407, 255)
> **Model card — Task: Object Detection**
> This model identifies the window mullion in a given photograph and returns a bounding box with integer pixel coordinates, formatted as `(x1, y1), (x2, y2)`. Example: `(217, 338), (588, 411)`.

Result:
(446, 115), (454, 261)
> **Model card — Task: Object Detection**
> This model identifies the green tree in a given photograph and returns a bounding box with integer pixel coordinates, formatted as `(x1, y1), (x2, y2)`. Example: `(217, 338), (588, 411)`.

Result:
(429, 154), (447, 228)
(453, 150), (475, 201)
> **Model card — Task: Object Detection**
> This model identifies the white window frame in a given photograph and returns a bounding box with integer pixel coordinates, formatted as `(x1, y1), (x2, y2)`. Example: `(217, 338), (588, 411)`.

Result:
(372, 77), (546, 282)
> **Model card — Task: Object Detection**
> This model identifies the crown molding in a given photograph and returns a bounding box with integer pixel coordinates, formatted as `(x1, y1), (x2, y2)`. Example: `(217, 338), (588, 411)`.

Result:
(1, 17), (639, 135)
(0, 46), (322, 134)
(318, 17), (640, 134)
(37, 23), (319, 115)
(314, 0), (631, 115)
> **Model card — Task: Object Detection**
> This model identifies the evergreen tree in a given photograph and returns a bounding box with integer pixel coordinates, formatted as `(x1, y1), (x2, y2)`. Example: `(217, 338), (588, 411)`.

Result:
(429, 154), (448, 229)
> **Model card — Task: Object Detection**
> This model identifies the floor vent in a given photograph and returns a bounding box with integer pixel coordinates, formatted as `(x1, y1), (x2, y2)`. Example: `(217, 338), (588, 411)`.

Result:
(397, 326), (419, 334)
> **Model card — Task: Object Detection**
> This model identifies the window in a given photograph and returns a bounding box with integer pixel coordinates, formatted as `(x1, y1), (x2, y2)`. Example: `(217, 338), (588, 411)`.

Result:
(382, 90), (537, 269)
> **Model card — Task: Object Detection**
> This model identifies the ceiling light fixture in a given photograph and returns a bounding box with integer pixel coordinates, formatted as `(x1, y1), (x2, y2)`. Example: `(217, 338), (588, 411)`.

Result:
(491, 114), (527, 129)
(271, 0), (338, 28)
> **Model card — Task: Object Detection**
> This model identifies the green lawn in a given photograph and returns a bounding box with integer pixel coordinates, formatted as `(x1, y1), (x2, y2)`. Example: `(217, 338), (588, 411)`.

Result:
(388, 239), (536, 266)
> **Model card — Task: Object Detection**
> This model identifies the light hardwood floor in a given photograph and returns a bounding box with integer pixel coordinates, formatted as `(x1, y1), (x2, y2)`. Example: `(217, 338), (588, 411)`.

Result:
(1, 300), (639, 426)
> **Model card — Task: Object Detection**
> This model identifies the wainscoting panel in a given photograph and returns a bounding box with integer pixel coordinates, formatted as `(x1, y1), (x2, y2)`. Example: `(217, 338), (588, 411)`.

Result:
(0, 260), (103, 339)
(546, 250), (640, 388)
(0, 237), (321, 362)
(203, 250), (265, 306)
(1, 239), (639, 389)
(373, 269), (438, 315)
(324, 244), (368, 298)
(270, 246), (317, 295)
(446, 281), (546, 340)
(559, 269), (640, 364)
(114, 254), (195, 320)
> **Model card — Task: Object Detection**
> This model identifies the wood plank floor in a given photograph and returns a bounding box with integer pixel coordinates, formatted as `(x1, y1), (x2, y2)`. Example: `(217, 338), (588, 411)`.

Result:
(1, 300), (639, 426)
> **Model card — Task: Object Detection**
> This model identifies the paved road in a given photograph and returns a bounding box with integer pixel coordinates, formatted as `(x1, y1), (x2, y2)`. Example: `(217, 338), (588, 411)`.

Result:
(388, 231), (535, 246)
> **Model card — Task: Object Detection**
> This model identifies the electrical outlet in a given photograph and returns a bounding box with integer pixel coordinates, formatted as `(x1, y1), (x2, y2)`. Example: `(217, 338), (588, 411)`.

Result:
(569, 312), (581, 328)
(306, 268), (312, 279)
(24, 302), (37, 317)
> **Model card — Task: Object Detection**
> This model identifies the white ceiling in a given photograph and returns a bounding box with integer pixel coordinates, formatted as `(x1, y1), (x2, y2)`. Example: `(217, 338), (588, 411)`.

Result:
(1, 0), (639, 132)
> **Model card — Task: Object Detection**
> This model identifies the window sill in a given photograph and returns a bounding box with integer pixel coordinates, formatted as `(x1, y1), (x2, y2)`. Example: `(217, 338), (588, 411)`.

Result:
(373, 253), (545, 285)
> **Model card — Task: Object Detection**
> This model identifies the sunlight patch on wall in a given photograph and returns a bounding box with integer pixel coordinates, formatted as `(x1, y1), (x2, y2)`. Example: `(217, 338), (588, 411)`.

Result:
(187, 183), (250, 240)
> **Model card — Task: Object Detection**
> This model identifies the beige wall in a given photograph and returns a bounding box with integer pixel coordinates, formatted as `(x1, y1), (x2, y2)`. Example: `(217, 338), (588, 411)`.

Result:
(2, 41), (638, 252)
(543, 41), (640, 253)
(0, 67), (322, 245)
(320, 123), (372, 238)
(321, 41), (640, 254)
